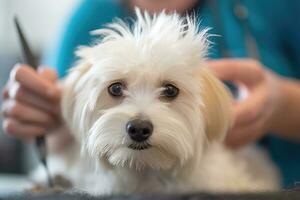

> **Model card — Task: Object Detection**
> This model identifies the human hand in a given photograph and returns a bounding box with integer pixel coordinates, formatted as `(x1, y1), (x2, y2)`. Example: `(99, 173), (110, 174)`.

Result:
(1, 64), (62, 139)
(208, 59), (282, 148)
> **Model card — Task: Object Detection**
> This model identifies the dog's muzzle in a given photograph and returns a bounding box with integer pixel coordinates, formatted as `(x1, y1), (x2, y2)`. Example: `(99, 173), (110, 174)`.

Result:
(126, 118), (153, 143)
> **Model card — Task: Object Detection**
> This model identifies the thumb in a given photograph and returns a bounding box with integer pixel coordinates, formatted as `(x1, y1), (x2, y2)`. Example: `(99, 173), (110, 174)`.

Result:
(208, 59), (264, 89)
(37, 66), (61, 102)
(37, 66), (58, 83)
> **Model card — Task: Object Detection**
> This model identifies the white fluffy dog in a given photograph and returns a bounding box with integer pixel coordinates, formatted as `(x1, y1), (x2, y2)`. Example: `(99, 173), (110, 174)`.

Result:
(45, 9), (280, 195)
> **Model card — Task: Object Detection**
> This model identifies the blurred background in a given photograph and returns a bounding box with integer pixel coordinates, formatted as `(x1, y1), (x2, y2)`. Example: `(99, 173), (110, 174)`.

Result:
(0, 0), (79, 190)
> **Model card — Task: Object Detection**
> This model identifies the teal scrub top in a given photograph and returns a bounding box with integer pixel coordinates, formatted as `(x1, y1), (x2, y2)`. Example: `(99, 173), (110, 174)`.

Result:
(44, 0), (300, 188)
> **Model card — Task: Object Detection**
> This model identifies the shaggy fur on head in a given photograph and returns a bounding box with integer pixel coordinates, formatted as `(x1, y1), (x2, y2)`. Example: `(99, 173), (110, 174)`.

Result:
(45, 9), (280, 195)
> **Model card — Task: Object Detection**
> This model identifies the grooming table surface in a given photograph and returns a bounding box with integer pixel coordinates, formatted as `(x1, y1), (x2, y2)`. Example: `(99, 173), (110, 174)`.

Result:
(1, 189), (300, 200)
(0, 174), (32, 194)
(0, 175), (299, 199)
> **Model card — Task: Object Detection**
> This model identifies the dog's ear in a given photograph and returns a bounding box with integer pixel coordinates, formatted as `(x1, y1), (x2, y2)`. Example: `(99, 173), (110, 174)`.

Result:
(61, 61), (92, 136)
(61, 46), (94, 124)
(194, 67), (233, 141)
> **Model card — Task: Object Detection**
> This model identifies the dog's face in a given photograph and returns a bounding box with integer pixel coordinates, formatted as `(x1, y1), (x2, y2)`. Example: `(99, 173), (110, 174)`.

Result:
(62, 10), (232, 171)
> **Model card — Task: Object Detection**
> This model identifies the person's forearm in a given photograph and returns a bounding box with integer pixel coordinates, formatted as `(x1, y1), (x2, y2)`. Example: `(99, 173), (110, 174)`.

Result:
(270, 77), (300, 140)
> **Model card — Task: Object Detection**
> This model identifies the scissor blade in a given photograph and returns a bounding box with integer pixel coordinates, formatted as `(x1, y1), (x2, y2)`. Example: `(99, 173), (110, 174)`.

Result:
(14, 16), (38, 69)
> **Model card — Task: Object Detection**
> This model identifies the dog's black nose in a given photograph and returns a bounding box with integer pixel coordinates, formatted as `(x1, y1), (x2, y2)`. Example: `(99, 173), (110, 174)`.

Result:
(126, 119), (153, 142)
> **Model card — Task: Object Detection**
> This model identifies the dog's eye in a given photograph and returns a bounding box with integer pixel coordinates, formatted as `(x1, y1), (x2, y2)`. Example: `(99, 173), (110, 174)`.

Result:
(161, 83), (179, 99)
(108, 82), (125, 97)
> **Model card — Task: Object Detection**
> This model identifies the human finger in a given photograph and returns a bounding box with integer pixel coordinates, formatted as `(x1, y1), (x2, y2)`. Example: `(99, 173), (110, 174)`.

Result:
(10, 64), (60, 101)
(3, 118), (45, 139)
(2, 99), (56, 126)
(7, 82), (60, 115)
(225, 119), (265, 148)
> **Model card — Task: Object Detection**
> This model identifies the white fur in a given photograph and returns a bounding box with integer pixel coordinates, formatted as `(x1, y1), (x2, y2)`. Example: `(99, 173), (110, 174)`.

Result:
(44, 9), (280, 195)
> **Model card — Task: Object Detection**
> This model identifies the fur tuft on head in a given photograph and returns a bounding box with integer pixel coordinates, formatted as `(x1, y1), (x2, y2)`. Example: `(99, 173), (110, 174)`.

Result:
(77, 8), (211, 67)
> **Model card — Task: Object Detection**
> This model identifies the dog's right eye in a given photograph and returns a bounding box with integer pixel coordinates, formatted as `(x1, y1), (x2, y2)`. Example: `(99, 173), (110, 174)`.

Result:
(108, 82), (125, 97)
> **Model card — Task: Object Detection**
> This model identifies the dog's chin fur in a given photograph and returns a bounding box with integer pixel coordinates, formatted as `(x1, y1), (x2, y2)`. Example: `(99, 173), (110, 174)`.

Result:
(84, 99), (205, 171)
(40, 9), (281, 195)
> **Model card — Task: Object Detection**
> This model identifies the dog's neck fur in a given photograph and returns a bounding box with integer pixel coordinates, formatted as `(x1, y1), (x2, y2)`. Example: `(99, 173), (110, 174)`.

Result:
(48, 136), (280, 194)
(92, 139), (207, 194)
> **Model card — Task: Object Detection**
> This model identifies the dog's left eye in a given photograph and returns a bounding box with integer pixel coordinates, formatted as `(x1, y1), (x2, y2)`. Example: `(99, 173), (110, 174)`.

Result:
(108, 82), (125, 97)
(161, 83), (179, 99)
